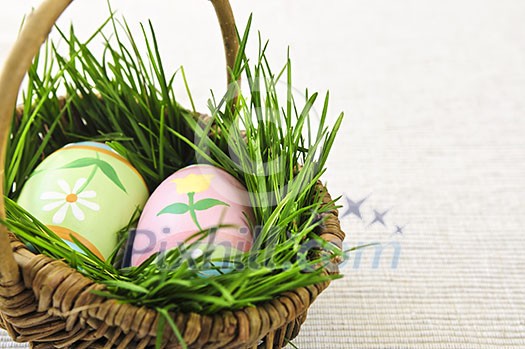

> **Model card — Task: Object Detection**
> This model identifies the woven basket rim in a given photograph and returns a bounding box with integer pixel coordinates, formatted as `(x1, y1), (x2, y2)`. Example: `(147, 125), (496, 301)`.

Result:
(2, 175), (342, 348)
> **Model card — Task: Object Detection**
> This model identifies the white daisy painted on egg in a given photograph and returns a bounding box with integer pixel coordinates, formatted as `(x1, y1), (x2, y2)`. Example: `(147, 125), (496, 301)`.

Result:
(41, 178), (100, 224)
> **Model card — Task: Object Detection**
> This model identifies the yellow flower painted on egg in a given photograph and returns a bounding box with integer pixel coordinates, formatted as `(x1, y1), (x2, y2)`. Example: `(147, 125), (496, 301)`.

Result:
(160, 173), (229, 231)
(171, 174), (214, 194)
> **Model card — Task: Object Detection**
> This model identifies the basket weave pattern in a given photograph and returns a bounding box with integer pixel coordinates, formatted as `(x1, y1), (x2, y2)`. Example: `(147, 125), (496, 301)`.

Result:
(0, 186), (342, 349)
(0, 1), (345, 348)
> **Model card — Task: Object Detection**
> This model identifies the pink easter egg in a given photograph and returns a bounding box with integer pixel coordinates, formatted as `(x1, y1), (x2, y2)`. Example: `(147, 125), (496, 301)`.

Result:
(131, 164), (254, 266)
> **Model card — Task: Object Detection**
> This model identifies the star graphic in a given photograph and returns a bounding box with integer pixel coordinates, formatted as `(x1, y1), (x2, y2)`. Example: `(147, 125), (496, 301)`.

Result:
(392, 225), (406, 236)
(341, 195), (368, 220)
(368, 209), (390, 227)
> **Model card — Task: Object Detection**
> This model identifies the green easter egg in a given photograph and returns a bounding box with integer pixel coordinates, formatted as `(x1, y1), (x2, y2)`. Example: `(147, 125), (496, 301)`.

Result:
(17, 142), (149, 260)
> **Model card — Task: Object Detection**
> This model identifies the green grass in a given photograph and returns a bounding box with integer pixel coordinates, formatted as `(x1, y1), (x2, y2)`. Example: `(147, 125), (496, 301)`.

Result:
(2, 10), (344, 347)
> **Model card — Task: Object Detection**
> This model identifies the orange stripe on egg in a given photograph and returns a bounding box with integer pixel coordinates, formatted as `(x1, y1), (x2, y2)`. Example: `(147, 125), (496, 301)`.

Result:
(48, 225), (106, 261)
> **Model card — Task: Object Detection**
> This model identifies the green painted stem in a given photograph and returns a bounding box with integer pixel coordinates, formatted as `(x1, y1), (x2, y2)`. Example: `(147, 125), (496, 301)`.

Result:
(187, 192), (204, 231)
(78, 163), (98, 193)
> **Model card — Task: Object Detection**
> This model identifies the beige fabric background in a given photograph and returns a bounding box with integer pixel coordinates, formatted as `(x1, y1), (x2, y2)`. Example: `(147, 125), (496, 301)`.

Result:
(1, 0), (524, 348)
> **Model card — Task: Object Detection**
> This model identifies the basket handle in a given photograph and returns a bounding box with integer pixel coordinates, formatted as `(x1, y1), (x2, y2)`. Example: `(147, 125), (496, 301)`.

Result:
(0, 0), (239, 286)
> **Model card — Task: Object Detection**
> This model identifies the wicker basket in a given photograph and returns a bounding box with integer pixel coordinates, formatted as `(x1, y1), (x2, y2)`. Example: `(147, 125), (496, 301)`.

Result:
(0, 0), (345, 348)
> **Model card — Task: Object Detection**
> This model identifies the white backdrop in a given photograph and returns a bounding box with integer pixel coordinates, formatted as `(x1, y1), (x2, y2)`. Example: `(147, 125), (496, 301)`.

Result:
(1, 0), (525, 348)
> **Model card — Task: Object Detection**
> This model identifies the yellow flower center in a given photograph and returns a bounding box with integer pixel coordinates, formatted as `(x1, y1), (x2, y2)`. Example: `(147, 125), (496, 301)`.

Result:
(66, 194), (78, 203)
